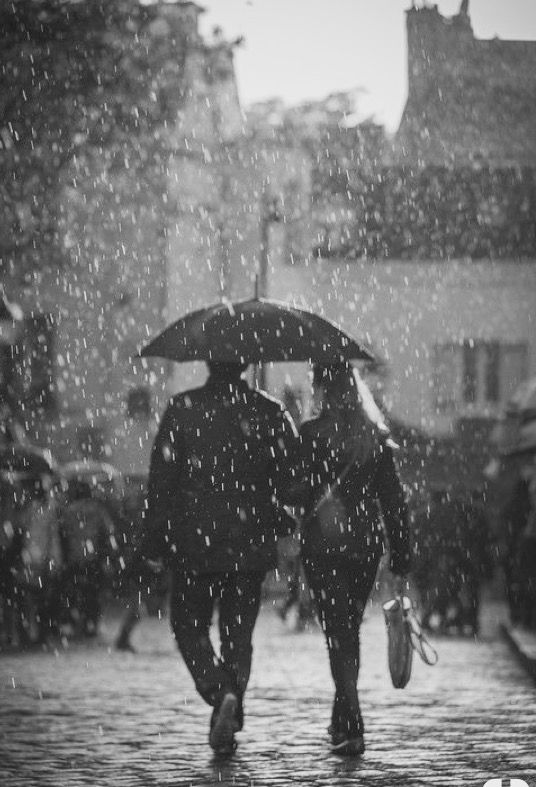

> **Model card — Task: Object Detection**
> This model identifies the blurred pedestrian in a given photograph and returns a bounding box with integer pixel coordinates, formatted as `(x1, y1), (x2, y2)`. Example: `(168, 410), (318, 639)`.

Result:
(502, 456), (536, 629)
(276, 536), (315, 630)
(58, 479), (117, 638)
(412, 487), (492, 635)
(0, 473), (25, 647)
(139, 361), (298, 755)
(114, 472), (171, 652)
(16, 473), (63, 646)
(458, 489), (493, 634)
(286, 363), (410, 757)
(518, 459), (536, 629)
(114, 565), (169, 652)
(115, 473), (148, 651)
(413, 489), (466, 633)
(277, 385), (315, 630)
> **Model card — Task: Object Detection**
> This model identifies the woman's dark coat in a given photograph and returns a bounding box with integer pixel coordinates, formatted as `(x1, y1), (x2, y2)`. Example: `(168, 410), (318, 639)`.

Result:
(289, 416), (411, 575)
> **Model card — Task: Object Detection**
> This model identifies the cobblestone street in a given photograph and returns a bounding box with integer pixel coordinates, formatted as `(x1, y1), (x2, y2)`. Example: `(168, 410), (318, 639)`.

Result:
(1, 599), (535, 787)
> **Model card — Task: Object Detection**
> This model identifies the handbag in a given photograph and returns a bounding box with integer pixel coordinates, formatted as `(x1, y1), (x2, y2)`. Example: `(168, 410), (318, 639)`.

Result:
(274, 504), (299, 537)
(383, 596), (438, 689)
(315, 486), (350, 542)
(312, 449), (369, 545)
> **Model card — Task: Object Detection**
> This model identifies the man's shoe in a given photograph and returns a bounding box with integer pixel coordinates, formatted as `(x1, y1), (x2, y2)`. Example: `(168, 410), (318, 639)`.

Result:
(330, 732), (365, 757)
(209, 693), (239, 755)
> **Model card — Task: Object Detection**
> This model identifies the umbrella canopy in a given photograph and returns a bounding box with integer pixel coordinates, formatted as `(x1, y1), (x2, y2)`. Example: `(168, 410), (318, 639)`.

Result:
(60, 460), (122, 480)
(140, 298), (374, 364)
(0, 443), (57, 483)
(493, 376), (536, 456)
(60, 460), (124, 495)
(508, 376), (536, 422)
(515, 420), (536, 455)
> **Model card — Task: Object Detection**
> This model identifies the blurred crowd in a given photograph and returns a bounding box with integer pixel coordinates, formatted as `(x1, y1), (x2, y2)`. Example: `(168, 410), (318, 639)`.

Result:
(410, 487), (493, 636)
(1, 392), (536, 651)
(499, 462), (536, 629)
(0, 402), (162, 649)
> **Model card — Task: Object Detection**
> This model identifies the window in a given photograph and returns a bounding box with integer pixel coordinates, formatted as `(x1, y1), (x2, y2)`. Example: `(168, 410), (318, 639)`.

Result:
(432, 344), (463, 413)
(432, 340), (528, 412)
(500, 344), (529, 402)
(127, 386), (151, 419)
(462, 340), (500, 405)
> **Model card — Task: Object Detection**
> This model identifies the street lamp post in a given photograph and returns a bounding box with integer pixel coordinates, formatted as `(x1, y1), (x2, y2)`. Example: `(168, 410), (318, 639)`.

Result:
(256, 193), (282, 390)
(0, 291), (24, 414)
(258, 192), (282, 300)
(0, 292), (23, 346)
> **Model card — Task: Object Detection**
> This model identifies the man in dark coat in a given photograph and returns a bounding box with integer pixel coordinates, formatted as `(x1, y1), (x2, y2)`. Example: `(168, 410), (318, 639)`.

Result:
(143, 361), (298, 754)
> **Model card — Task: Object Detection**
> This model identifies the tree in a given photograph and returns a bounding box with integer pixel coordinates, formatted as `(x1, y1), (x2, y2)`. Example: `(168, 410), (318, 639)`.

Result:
(0, 0), (189, 284)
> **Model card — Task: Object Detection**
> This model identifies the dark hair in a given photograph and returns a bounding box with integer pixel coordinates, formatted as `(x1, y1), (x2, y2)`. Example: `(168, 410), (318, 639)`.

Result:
(127, 386), (151, 418)
(311, 362), (377, 464)
(312, 362), (353, 387)
(67, 479), (93, 502)
(207, 361), (248, 379)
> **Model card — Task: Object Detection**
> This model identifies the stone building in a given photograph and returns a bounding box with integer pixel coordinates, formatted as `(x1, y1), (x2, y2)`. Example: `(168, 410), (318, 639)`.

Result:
(394, 0), (536, 166)
(0, 0), (244, 467)
(262, 1), (536, 460)
(0, 0), (311, 472)
(2, 0), (535, 487)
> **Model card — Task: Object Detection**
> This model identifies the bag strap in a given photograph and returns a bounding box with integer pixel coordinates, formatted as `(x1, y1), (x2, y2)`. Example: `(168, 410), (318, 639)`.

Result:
(405, 608), (439, 666)
(303, 447), (363, 526)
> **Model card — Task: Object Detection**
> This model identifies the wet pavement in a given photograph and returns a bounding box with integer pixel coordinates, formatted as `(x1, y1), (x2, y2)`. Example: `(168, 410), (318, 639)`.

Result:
(1, 599), (535, 787)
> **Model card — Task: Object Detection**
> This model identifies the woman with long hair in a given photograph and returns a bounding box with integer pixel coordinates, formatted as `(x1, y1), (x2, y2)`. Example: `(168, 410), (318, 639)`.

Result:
(289, 362), (410, 756)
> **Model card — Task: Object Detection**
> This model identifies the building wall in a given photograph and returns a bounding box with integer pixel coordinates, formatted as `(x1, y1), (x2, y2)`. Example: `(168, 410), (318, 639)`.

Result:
(165, 136), (313, 394)
(1, 2), (249, 473)
(264, 256), (536, 436)
(8, 173), (167, 466)
(4, 0), (535, 478)
(12, 4), (313, 471)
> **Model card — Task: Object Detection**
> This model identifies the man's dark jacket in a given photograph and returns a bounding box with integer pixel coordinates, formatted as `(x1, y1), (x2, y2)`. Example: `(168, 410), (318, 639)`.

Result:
(144, 375), (298, 573)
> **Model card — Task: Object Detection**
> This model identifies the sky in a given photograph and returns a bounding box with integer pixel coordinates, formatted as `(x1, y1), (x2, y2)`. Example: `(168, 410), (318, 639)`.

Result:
(200, 0), (536, 132)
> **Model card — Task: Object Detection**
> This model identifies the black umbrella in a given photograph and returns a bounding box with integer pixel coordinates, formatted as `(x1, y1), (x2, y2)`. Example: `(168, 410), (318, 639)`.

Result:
(59, 459), (125, 499)
(139, 298), (374, 364)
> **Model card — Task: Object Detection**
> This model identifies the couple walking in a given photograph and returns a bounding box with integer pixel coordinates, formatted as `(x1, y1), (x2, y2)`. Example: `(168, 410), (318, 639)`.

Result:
(140, 360), (410, 757)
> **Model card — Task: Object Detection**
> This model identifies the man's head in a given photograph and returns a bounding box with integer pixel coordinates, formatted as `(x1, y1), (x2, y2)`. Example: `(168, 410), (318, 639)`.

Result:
(207, 361), (249, 380)
(311, 362), (357, 412)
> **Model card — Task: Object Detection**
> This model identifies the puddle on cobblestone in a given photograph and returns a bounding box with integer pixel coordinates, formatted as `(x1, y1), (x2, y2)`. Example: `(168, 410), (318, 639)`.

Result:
(1, 609), (536, 786)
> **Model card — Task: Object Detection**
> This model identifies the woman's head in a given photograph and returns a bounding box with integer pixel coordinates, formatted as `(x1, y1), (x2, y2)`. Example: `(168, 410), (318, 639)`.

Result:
(207, 361), (249, 380)
(311, 363), (358, 413)
(311, 362), (388, 464)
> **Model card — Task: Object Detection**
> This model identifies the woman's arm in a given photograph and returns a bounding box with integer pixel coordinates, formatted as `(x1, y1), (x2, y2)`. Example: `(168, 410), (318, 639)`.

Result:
(373, 444), (411, 575)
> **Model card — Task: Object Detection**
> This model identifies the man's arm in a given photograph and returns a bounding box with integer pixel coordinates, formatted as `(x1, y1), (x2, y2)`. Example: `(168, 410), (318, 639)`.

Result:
(270, 406), (302, 503)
